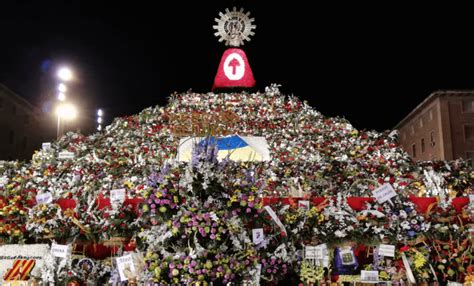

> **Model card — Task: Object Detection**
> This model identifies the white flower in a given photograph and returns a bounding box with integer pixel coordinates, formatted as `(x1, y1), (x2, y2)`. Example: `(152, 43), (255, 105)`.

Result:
(401, 221), (410, 230)
(334, 230), (346, 237)
(399, 210), (407, 219)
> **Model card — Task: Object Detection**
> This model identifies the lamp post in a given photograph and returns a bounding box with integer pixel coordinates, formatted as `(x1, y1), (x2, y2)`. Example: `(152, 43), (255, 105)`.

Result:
(54, 66), (75, 138)
(56, 103), (77, 139)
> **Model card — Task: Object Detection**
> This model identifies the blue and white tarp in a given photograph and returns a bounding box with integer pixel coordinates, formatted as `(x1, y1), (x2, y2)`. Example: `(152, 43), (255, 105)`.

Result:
(177, 135), (270, 162)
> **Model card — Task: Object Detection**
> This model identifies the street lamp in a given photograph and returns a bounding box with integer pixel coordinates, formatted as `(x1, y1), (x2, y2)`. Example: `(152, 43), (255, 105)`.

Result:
(57, 67), (73, 81)
(56, 103), (77, 138)
(57, 92), (66, 101)
(97, 109), (103, 131)
(57, 83), (67, 93)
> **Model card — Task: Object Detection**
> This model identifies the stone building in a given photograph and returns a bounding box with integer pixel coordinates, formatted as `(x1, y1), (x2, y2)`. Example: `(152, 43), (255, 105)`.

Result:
(395, 91), (474, 165)
(0, 83), (46, 160)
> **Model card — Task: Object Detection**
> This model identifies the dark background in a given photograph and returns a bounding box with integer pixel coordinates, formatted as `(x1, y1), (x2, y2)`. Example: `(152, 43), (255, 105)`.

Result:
(2, 1), (474, 131)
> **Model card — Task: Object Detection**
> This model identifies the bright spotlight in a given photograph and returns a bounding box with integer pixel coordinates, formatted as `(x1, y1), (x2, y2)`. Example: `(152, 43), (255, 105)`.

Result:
(57, 93), (66, 101)
(58, 83), (67, 93)
(57, 67), (73, 81)
(56, 103), (77, 120)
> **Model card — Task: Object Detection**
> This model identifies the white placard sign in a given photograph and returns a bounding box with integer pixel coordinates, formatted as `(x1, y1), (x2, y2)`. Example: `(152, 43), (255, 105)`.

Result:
(0, 244), (49, 281)
(51, 243), (69, 258)
(116, 254), (135, 282)
(304, 246), (319, 259)
(298, 200), (310, 210)
(469, 194), (474, 204)
(252, 228), (264, 245)
(304, 244), (327, 260)
(58, 151), (75, 159)
(378, 244), (395, 257)
(373, 183), (397, 204)
(110, 188), (126, 203)
(36, 192), (53, 205)
(361, 270), (379, 282)
(42, 142), (51, 151)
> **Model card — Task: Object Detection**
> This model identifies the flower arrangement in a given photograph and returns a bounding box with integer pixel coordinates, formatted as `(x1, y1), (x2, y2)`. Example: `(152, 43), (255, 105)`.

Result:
(0, 194), (29, 243)
(26, 203), (78, 241)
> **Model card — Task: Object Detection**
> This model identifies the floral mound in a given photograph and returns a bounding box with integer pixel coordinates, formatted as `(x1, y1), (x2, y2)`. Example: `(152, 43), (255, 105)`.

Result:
(0, 85), (473, 284)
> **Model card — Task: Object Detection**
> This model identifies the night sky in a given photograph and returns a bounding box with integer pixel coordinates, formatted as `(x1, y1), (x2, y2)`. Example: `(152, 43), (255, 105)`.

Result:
(2, 2), (474, 131)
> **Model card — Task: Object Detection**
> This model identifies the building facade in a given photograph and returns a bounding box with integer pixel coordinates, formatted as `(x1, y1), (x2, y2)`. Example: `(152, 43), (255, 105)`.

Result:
(0, 83), (47, 161)
(395, 91), (474, 165)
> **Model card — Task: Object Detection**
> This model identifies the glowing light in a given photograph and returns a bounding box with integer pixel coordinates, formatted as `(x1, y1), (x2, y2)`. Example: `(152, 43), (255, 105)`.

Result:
(56, 103), (77, 120)
(97, 117), (103, 124)
(58, 83), (67, 93)
(97, 109), (103, 117)
(57, 67), (73, 81)
(97, 125), (102, 131)
(57, 93), (66, 101)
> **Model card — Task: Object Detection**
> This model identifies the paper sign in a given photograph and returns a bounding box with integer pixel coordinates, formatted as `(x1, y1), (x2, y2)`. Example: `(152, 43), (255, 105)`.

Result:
(378, 244), (395, 257)
(304, 246), (319, 259)
(51, 243), (69, 258)
(263, 206), (287, 236)
(298, 200), (310, 210)
(36, 192), (53, 205)
(252, 228), (264, 245)
(469, 194), (474, 203)
(110, 188), (126, 203)
(116, 254), (135, 282)
(304, 244), (327, 260)
(42, 142), (51, 151)
(373, 183), (397, 204)
(361, 270), (379, 282)
(58, 151), (75, 159)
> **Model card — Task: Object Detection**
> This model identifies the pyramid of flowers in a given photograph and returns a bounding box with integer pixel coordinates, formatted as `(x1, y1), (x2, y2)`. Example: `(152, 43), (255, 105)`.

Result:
(1, 84), (473, 284)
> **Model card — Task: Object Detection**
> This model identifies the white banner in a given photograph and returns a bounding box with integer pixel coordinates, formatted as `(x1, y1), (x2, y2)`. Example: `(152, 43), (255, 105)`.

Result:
(0, 244), (49, 281)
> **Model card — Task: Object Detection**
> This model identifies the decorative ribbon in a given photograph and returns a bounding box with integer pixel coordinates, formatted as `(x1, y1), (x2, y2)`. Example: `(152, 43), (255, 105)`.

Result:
(263, 205), (287, 236)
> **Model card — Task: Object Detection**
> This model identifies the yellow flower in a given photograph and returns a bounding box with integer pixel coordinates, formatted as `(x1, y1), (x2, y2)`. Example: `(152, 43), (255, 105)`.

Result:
(413, 252), (426, 269)
(124, 181), (134, 189)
